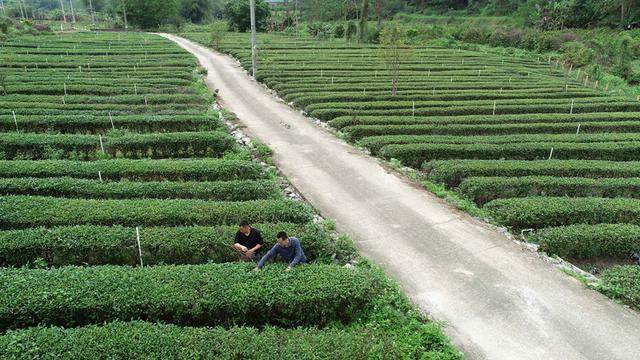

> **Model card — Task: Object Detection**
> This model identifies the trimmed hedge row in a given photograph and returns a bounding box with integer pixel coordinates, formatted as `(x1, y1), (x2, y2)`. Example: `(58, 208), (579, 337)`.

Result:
(458, 176), (640, 206)
(344, 121), (640, 140)
(0, 196), (312, 229)
(425, 160), (640, 188)
(0, 114), (217, 133)
(311, 102), (640, 121)
(0, 223), (350, 267)
(0, 263), (382, 330)
(0, 177), (281, 201)
(330, 112), (640, 129)
(380, 142), (640, 167)
(0, 321), (405, 360)
(0, 131), (234, 160)
(599, 266), (640, 311)
(290, 90), (596, 107)
(485, 197), (640, 230)
(360, 133), (640, 153)
(533, 224), (640, 260)
(305, 96), (623, 113)
(0, 159), (266, 181)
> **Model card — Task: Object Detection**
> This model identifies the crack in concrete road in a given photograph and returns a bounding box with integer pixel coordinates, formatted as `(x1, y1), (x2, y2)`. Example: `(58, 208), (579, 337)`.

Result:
(162, 33), (640, 360)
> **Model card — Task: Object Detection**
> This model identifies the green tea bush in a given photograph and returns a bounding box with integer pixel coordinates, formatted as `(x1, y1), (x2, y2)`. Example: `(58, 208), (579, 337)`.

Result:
(0, 321), (401, 359)
(0, 263), (382, 330)
(599, 265), (640, 310)
(0, 223), (351, 267)
(380, 142), (640, 167)
(533, 224), (640, 260)
(0, 177), (281, 201)
(425, 160), (640, 188)
(0, 159), (267, 181)
(485, 197), (640, 230)
(458, 176), (640, 206)
(0, 196), (312, 229)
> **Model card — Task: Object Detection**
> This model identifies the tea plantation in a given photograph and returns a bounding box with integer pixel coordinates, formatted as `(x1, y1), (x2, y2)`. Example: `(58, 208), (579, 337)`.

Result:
(180, 30), (640, 311)
(0, 33), (460, 358)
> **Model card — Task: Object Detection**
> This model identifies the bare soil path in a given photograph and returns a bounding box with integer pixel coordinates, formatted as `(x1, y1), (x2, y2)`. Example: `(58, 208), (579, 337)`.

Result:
(162, 33), (640, 360)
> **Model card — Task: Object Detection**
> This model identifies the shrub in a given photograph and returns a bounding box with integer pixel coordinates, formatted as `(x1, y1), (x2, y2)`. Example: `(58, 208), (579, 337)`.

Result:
(380, 141), (640, 168)
(533, 224), (640, 260)
(425, 160), (640, 188)
(0, 321), (400, 359)
(0, 159), (266, 181)
(458, 176), (640, 206)
(561, 41), (595, 67)
(0, 263), (382, 330)
(599, 266), (640, 310)
(0, 223), (352, 267)
(0, 196), (312, 229)
(485, 197), (640, 230)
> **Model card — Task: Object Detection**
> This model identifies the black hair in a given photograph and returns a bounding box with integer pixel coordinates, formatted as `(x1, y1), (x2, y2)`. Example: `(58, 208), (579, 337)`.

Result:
(276, 231), (288, 240)
(239, 220), (249, 227)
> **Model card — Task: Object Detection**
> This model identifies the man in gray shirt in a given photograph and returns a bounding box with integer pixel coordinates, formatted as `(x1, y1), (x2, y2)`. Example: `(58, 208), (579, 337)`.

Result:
(253, 231), (306, 272)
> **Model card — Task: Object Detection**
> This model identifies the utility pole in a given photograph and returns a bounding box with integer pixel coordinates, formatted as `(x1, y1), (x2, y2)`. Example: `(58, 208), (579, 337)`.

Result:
(122, 0), (129, 32)
(59, 0), (67, 23)
(69, 0), (76, 23)
(249, 0), (257, 78)
(88, 0), (96, 25)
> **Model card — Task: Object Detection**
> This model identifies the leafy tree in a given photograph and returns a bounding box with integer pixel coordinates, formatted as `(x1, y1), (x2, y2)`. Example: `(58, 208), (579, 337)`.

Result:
(345, 20), (357, 41)
(180, 0), (210, 23)
(613, 34), (634, 79)
(210, 20), (227, 49)
(359, 0), (368, 42)
(115, 0), (178, 29)
(225, 0), (269, 32)
(378, 25), (413, 96)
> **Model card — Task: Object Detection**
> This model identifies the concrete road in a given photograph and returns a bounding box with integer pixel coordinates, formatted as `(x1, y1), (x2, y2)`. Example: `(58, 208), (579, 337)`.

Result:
(162, 34), (640, 360)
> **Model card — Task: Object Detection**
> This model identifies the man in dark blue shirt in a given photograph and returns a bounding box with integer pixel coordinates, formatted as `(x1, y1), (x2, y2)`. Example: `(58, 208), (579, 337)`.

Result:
(254, 231), (306, 272)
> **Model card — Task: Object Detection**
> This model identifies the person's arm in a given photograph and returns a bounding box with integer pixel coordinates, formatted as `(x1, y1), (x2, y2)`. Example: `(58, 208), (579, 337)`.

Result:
(288, 239), (304, 268)
(249, 230), (264, 252)
(256, 244), (278, 269)
(234, 232), (247, 252)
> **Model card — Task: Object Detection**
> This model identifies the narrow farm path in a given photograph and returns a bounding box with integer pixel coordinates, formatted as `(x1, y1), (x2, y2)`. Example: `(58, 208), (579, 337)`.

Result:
(162, 34), (640, 360)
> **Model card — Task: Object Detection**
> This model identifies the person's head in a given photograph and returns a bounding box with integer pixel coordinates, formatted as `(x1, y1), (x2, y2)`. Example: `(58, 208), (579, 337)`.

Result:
(239, 220), (250, 235)
(276, 231), (289, 247)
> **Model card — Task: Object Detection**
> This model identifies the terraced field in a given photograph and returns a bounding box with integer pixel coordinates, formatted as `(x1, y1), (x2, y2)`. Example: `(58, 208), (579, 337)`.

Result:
(0, 33), (459, 358)
(180, 30), (640, 310)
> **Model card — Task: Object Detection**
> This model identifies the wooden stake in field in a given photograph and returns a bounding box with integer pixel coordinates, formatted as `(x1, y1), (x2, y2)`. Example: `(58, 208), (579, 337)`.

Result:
(62, 96), (65, 105)
(99, 135), (105, 153)
(412, 101), (415, 118)
(12, 111), (18, 131)
(144, 95), (148, 105)
(570, 99), (575, 114)
(98, 170), (103, 182)
(134, 84), (138, 95)
(492, 101), (497, 115)
(576, 123), (581, 134)
(605, 83), (609, 92)
(136, 227), (144, 267)
(109, 112), (115, 130)
(548, 147), (554, 160)
(63, 83), (67, 96)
